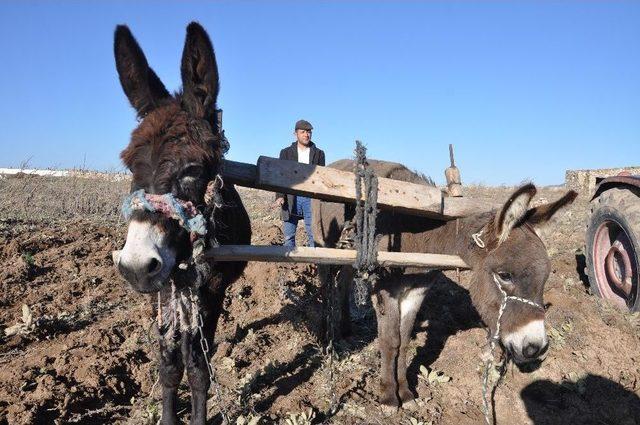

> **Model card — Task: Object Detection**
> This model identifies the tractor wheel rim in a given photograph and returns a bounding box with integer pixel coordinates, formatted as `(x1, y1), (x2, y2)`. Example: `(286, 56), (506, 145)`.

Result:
(604, 241), (633, 295)
(593, 220), (637, 308)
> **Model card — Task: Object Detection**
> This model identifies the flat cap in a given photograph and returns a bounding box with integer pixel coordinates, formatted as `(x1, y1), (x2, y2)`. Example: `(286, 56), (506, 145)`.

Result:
(295, 119), (313, 131)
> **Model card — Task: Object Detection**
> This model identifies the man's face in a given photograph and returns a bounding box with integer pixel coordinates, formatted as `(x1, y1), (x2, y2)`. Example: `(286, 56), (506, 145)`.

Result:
(295, 129), (312, 146)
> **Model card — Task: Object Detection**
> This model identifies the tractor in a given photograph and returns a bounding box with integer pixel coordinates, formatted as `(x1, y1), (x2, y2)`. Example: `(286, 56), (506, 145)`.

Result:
(586, 173), (640, 312)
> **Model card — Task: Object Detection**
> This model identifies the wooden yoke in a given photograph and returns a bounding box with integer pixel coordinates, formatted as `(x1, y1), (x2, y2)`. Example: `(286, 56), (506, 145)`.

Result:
(205, 245), (469, 270)
(222, 156), (492, 220)
(193, 154), (493, 269)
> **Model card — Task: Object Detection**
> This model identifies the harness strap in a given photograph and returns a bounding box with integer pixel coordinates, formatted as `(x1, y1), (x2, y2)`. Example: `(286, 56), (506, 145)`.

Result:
(472, 228), (486, 249)
(491, 274), (544, 342)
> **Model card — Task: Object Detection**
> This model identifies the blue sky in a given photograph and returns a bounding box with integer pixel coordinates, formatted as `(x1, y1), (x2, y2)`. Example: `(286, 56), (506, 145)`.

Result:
(0, 1), (638, 185)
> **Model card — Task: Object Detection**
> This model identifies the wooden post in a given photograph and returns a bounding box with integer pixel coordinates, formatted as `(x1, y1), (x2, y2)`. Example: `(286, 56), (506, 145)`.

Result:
(444, 144), (462, 197)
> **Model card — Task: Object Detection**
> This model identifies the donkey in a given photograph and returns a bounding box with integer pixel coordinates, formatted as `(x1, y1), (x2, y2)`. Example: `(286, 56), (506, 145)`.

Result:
(314, 159), (577, 409)
(112, 23), (251, 424)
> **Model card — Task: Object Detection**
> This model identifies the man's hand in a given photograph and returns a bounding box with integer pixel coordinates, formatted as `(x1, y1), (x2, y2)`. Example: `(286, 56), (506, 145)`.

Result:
(273, 197), (285, 208)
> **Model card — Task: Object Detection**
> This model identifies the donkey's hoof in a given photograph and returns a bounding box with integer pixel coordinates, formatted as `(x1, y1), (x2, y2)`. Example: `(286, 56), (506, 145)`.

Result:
(401, 398), (419, 411)
(399, 388), (416, 403)
(379, 403), (399, 416)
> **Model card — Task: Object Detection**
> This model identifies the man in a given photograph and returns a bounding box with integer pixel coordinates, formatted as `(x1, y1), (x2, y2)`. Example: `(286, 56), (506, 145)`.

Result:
(274, 119), (326, 247)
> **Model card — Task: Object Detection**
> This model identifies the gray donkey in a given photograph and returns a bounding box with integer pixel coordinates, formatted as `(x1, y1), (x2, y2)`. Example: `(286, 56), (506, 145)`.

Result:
(314, 159), (576, 409)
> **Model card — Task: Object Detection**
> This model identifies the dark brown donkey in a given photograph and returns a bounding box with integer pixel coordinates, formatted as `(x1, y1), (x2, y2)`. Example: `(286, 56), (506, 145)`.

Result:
(314, 159), (576, 409)
(112, 23), (251, 424)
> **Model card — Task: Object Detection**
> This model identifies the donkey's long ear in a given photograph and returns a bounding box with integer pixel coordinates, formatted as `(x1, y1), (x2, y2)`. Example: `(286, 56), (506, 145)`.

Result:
(495, 183), (537, 243)
(525, 190), (578, 226)
(114, 25), (170, 118)
(181, 22), (219, 127)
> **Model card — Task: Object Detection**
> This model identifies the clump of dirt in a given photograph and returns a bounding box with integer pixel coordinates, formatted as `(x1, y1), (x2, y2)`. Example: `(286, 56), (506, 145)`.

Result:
(1, 185), (639, 424)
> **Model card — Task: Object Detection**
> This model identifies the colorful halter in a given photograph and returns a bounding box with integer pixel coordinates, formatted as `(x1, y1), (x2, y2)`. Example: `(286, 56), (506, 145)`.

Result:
(121, 190), (208, 237)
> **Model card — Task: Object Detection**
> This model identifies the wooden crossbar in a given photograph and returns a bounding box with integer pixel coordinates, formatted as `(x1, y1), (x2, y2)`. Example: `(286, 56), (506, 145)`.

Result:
(222, 157), (495, 220)
(205, 245), (469, 270)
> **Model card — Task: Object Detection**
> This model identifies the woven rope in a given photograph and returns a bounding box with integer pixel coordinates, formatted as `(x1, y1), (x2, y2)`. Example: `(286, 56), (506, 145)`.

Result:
(122, 190), (207, 236)
(353, 140), (380, 306)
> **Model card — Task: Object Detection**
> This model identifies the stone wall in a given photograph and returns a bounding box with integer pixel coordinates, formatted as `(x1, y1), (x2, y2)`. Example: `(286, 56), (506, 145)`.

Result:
(565, 166), (640, 194)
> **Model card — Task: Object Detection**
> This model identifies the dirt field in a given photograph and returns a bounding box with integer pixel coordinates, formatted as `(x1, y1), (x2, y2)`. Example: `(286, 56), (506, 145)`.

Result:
(1, 176), (639, 425)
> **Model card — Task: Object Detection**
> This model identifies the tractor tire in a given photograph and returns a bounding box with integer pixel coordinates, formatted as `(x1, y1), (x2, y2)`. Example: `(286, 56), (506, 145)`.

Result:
(586, 187), (640, 312)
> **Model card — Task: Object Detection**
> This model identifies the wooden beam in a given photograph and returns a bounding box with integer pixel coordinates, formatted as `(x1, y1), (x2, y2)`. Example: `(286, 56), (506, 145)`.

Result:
(222, 157), (496, 219)
(256, 156), (444, 217)
(440, 197), (498, 218)
(205, 245), (469, 270)
(222, 159), (257, 186)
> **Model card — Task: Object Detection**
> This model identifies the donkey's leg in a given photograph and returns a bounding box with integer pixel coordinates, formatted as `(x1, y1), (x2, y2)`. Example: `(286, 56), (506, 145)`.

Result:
(159, 337), (185, 425)
(319, 265), (353, 342)
(185, 294), (224, 425)
(337, 266), (354, 338)
(373, 287), (401, 408)
(183, 332), (209, 425)
(397, 286), (427, 406)
(318, 265), (332, 344)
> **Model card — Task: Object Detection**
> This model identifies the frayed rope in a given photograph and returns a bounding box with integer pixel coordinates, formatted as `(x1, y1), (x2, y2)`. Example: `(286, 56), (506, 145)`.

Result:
(122, 190), (208, 236)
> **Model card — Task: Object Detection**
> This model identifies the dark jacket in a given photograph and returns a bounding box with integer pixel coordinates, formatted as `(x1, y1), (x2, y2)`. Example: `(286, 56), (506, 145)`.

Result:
(275, 141), (326, 220)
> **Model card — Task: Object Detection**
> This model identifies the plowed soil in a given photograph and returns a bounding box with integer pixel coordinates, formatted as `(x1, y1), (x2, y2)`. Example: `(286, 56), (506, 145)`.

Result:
(1, 180), (639, 425)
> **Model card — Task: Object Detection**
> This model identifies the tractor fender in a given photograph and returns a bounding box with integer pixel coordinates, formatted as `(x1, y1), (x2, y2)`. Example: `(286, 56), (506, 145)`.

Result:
(591, 174), (640, 201)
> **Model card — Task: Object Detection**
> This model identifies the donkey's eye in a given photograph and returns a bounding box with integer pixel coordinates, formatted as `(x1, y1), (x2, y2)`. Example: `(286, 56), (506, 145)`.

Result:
(497, 272), (513, 282)
(180, 164), (204, 180)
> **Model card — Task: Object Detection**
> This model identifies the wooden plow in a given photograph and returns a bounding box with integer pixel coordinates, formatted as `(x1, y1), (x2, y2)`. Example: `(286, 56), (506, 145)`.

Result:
(208, 145), (494, 270)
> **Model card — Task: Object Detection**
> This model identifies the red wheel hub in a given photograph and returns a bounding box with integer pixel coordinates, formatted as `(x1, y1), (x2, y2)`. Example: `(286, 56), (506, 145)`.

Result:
(605, 241), (633, 295)
(593, 220), (636, 308)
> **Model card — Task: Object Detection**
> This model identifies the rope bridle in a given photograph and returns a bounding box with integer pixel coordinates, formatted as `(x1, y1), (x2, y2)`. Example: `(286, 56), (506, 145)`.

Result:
(472, 226), (545, 425)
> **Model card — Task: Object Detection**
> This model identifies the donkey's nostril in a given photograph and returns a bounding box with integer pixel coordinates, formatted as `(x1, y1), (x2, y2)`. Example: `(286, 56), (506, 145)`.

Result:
(147, 257), (163, 276)
(523, 342), (542, 359)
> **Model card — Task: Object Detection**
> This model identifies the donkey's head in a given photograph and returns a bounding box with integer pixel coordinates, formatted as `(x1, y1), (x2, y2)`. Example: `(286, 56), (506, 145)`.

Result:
(469, 184), (577, 365)
(114, 22), (224, 293)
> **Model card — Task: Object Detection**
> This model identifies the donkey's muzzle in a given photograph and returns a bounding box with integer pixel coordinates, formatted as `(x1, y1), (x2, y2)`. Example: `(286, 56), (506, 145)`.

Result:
(502, 319), (549, 365)
(117, 254), (164, 292)
(115, 219), (176, 293)
(523, 340), (548, 360)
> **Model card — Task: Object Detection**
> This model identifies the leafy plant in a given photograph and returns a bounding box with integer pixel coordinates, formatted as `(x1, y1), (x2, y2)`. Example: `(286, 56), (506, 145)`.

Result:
(236, 414), (262, 425)
(408, 417), (433, 425)
(418, 365), (451, 385)
(285, 409), (316, 425)
(235, 358), (283, 410)
(561, 372), (587, 395)
(4, 304), (36, 336)
(144, 402), (160, 425)
(21, 252), (35, 267)
(625, 312), (640, 328)
(548, 319), (573, 348)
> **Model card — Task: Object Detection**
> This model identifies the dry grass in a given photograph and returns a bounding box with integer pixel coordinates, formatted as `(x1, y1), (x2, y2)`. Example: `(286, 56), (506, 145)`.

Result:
(0, 175), (129, 223)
